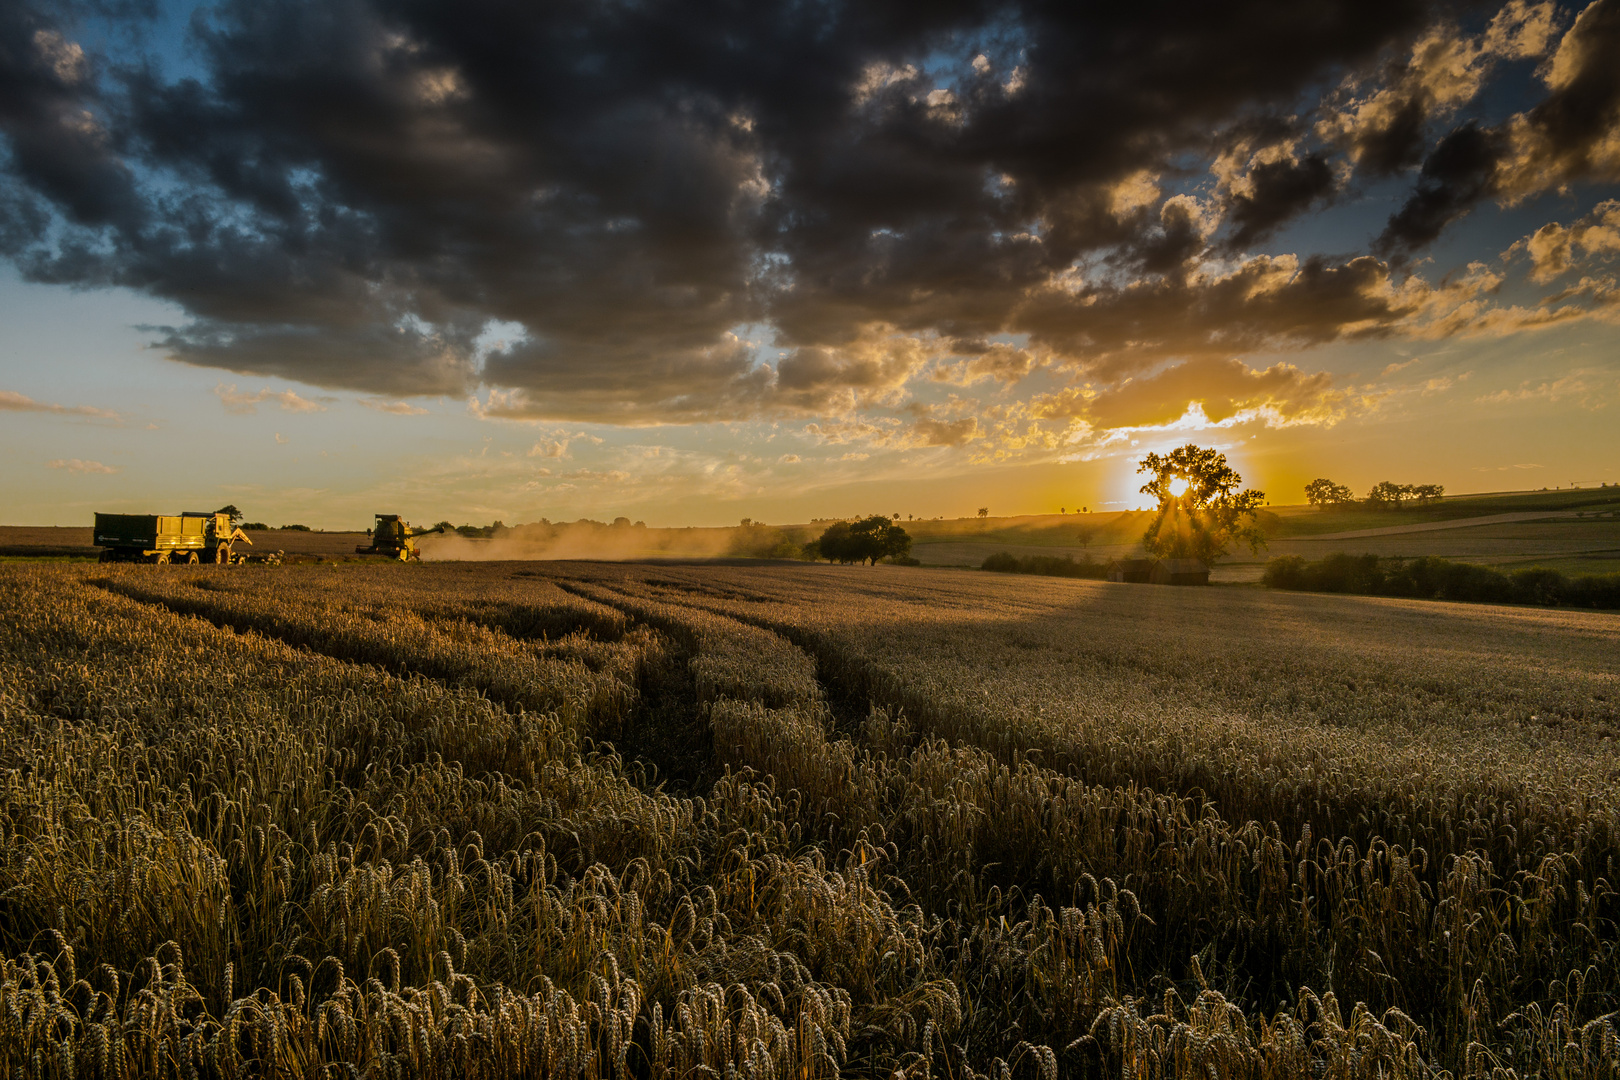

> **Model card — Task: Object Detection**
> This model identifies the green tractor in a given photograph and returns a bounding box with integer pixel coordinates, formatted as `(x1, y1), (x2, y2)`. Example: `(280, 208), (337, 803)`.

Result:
(355, 514), (439, 561)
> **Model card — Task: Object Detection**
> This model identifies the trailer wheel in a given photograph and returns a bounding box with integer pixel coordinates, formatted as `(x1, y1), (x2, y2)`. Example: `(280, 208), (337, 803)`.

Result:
(216, 544), (231, 564)
(154, 552), (171, 565)
(182, 551), (200, 565)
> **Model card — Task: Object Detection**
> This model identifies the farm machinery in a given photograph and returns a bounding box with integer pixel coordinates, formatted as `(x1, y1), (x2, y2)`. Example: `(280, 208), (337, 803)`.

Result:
(355, 514), (439, 561)
(94, 512), (277, 564)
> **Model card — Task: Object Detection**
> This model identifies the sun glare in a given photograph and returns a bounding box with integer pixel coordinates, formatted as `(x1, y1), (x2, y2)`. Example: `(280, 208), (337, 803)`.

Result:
(1168, 476), (1189, 497)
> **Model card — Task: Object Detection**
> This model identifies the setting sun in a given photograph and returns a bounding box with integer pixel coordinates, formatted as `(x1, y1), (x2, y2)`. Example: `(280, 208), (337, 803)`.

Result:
(1168, 477), (1190, 498)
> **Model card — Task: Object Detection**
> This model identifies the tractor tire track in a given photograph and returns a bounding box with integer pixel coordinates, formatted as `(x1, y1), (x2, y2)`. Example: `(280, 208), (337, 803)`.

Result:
(96, 575), (717, 795)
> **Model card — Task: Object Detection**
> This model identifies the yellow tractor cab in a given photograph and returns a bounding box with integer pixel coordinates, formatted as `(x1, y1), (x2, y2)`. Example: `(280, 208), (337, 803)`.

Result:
(355, 514), (437, 560)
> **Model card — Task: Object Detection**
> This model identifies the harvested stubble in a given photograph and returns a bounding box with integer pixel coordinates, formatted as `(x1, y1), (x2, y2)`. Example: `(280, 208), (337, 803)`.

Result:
(0, 561), (1617, 1078)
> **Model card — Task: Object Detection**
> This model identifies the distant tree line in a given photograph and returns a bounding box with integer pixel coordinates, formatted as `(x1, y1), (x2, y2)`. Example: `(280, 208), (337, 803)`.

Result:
(430, 520), (507, 538)
(1305, 479), (1444, 509)
(1264, 553), (1620, 609)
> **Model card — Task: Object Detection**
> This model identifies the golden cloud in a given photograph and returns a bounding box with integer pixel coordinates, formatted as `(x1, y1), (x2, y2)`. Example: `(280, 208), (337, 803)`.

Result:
(1076, 357), (1342, 430)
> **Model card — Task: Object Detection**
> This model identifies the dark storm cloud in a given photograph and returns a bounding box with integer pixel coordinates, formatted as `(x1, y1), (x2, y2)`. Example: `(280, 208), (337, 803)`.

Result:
(1376, 122), (1506, 255)
(1, 0), (1606, 422)
(1222, 153), (1337, 250)
(0, 6), (144, 233)
(1504, 0), (1620, 185)
(1377, 0), (1620, 257)
(1017, 255), (1417, 384)
(1353, 95), (1434, 175)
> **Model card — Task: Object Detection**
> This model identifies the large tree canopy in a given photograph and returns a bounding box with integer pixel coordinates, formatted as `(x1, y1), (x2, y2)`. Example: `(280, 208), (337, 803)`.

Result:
(1138, 445), (1266, 565)
(814, 516), (912, 565)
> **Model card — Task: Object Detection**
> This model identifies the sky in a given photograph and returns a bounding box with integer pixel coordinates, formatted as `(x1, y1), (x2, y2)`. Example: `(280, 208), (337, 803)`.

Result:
(2, 0), (1617, 529)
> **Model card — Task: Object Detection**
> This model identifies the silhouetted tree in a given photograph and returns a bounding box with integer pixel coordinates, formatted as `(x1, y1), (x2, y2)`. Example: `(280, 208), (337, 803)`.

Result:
(1304, 479), (1355, 509)
(874, 519), (912, 563)
(814, 515), (911, 564)
(1366, 481), (1409, 509)
(1137, 444), (1266, 565)
(813, 522), (856, 563)
(214, 504), (243, 526)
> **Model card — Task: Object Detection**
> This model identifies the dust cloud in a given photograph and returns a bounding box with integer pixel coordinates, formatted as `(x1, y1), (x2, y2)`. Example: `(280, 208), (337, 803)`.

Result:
(416, 520), (799, 562)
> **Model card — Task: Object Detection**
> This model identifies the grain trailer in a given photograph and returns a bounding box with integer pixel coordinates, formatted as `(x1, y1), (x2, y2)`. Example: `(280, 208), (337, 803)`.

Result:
(94, 512), (252, 564)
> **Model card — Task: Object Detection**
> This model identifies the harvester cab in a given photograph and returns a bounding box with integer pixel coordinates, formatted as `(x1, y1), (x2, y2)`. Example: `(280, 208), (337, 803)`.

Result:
(356, 514), (438, 561)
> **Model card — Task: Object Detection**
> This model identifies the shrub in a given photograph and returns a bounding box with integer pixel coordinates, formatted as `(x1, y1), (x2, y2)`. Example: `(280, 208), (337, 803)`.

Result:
(1263, 554), (1620, 610)
(1263, 552), (1383, 593)
(1260, 554), (1307, 589)
(1563, 571), (1620, 609)
(1313, 552), (1384, 593)
(981, 551), (1107, 579)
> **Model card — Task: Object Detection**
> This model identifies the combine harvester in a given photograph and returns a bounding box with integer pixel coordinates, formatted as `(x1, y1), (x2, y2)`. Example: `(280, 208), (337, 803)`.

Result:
(355, 514), (440, 561)
(93, 511), (278, 565)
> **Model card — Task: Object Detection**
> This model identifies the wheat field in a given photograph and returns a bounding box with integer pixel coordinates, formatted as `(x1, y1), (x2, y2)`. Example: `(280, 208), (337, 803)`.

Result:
(2, 560), (1617, 1078)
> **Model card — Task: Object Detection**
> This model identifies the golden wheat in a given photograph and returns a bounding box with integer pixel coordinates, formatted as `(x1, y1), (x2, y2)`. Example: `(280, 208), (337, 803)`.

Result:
(1, 560), (1617, 1077)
